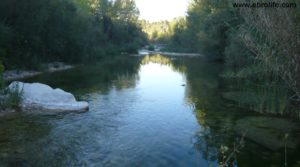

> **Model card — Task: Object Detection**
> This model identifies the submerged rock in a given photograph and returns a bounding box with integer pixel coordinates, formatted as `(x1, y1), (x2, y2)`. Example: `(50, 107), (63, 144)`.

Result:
(8, 82), (88, 113)
(235, 116), (300, 151)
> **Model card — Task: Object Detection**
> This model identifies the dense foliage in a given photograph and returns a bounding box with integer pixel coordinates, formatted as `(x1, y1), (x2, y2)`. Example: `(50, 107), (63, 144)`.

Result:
(0, 0), (146, 70)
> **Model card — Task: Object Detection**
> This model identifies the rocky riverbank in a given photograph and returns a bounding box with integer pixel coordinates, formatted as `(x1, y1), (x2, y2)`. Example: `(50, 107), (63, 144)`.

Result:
(136, 49), (202, 57)
(148, 51), (202, 57)
(3, 62), (74, 81)
(136, 44), (202, 57)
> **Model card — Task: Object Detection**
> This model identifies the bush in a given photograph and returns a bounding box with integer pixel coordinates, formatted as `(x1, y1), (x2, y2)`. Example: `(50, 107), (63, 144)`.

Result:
(0, 84), (22, 110)
(147, 45), (155, 51)
(123, 43), (139, 54)
(224, 29), (254, 69)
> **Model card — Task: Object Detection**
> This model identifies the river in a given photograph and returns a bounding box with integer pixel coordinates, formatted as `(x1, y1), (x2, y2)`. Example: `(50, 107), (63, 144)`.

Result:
(0, 55), (299, 166)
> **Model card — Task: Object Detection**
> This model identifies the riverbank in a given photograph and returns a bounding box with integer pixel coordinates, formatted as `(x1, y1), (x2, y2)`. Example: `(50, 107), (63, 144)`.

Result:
(3, 62), (74, 81)
(136, 49), (202, 57)
(149, 51), (202, 57)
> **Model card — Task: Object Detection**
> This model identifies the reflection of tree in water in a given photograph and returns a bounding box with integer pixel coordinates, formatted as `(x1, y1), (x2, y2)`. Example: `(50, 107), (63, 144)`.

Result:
(174, 58), (241, 166)
(113, 72), (140, 90)
(141, 55), (288, 166)
(178, 58), (300, 167)
(140, 56), (235, 164)
(139, 55), (242, 165)
(140, 55), (173, 66)
(192, 103), (238, 166)
(139, 54), (187, 74)
(24, 57), (141, 94)
(193, 125), (238, 167)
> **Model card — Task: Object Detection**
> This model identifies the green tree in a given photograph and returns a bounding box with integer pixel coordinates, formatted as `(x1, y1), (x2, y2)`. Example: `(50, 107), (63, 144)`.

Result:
(0, 23), (12, 88)
(0, 0), (146, 69)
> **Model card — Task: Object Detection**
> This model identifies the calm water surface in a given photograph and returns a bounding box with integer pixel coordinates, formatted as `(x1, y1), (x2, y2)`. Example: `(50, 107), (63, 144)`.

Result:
(0, 55), (300, 167)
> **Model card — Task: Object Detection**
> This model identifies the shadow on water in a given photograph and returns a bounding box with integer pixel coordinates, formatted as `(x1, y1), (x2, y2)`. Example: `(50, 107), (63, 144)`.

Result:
(22, 57), (141, 98)
(1, 55), (299, 166)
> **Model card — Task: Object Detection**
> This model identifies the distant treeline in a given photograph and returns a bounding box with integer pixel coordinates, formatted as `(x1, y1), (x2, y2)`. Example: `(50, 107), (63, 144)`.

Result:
(140, 18), (192, 53)
(0, 0), (147, 71)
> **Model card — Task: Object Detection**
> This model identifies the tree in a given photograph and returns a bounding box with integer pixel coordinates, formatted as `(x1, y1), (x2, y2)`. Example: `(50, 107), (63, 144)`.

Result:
(0, 0), (146, 69)
(0, 23), (12, 88)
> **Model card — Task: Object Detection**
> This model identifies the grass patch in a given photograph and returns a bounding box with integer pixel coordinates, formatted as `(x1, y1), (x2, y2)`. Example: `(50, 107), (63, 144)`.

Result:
(0, 83), (22, 111)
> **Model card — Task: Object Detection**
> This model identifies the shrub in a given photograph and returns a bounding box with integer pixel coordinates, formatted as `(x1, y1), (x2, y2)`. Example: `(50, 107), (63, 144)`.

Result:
(237, 1), (300, 98)
(0, 83), (22, 110)
(147, 45), (155, 51)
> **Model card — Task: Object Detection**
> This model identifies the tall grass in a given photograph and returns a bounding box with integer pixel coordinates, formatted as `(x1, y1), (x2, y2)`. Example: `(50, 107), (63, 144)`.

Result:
(222, 63), (292, 117)
(0, 83), (22, 111)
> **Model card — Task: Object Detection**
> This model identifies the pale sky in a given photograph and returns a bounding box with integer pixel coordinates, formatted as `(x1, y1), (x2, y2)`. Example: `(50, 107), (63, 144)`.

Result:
(135, 0), (190, 22)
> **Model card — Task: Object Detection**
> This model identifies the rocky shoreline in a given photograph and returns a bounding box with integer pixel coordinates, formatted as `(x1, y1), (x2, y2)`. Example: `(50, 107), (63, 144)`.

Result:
(3, 62), (74, 81)
(148, 51), (202, 57)
(136, 47), (202, 57)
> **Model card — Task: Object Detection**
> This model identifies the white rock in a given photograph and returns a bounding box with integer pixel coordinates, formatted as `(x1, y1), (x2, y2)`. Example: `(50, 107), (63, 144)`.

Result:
(8, 82), (89, 113)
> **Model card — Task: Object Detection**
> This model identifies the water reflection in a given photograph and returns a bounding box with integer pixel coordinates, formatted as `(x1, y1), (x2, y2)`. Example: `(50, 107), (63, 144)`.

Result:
(0, 55), (299, 166)
(23, 57), (141, 96)
(171, 57), (300, 166)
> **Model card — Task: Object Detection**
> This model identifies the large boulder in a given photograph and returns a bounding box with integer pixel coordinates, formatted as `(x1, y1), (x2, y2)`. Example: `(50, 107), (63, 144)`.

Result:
(8, 82), (88, 113)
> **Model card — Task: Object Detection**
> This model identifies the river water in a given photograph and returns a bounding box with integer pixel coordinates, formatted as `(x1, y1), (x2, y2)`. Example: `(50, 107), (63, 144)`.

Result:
(0, 55), (299, 167)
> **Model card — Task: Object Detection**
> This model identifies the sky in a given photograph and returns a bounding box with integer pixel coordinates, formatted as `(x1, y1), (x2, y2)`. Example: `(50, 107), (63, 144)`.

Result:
(135, 0), (190, 22)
